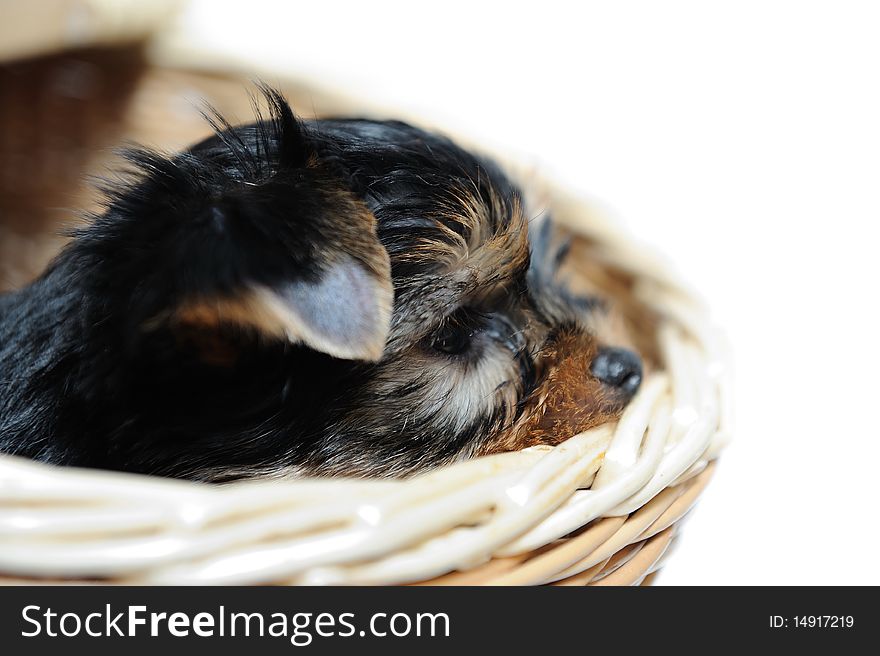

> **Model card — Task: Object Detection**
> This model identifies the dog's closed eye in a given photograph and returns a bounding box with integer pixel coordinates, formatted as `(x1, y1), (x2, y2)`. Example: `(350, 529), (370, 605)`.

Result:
(426, 308), (491, 357)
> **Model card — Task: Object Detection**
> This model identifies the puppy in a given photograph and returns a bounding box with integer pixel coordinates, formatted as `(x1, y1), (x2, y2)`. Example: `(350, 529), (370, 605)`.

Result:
(0, 87), (642, 481)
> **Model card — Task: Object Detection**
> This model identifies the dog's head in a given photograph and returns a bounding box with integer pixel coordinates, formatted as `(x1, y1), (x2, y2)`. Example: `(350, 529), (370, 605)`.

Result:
(59, 88), (642, 479)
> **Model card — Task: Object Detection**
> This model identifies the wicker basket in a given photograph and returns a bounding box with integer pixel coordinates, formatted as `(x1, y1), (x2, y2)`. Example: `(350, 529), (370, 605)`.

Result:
(0, 41), (732, 586)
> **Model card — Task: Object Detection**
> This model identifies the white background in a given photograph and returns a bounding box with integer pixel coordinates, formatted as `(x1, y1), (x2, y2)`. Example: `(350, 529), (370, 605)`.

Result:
(169, 0), (880, 584)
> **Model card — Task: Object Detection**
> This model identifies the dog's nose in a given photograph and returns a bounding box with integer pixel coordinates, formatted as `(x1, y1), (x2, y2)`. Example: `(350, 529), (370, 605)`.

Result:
(591, 347), (642, 396)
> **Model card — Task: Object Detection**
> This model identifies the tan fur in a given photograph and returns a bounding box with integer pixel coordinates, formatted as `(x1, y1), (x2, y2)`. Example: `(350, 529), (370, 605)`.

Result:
(481, 331), (619, 453)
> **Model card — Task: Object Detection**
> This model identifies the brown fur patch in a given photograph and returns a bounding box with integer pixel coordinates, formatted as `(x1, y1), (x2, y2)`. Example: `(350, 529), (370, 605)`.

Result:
(481, 330), (622, 453)
(170, 290), (293, 339)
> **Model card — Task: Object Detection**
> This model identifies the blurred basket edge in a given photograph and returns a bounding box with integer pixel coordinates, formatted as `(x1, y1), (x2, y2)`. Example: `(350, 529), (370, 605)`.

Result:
(0, 17), (732, 586)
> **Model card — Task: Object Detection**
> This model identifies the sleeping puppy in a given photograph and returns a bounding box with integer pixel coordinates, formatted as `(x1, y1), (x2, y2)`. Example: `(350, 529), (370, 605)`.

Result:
(0, 87), (642, 481)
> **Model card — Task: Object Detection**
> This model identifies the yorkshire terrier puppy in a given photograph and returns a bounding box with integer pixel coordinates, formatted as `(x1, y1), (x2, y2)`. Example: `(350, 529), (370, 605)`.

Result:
(0, 87), (642, 481)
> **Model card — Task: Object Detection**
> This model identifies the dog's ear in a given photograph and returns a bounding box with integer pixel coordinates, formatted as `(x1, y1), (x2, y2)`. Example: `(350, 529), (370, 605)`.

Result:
(107, 88), (392, 362)
(167, 213), (393, 362)
(164, 191), (393, 361)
